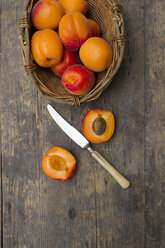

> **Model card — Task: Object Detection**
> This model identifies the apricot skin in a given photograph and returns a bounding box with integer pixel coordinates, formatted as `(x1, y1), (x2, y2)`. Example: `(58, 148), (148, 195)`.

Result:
(62, 64), (95, 95)
(31, 0), (64, 30)
(59, 0), (88, 15)
(83, 109), (115, 143)
(59, 12), (91, 52)
(42, 147), (76, 181)
(79, 37), (113, 72)
(52, 49), (81, 77)
(31, 29), (63, 67)
(87, 19), (100, 37)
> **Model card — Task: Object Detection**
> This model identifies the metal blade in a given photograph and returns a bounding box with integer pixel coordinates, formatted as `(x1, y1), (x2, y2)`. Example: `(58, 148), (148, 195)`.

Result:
(47, 104), (89, 148)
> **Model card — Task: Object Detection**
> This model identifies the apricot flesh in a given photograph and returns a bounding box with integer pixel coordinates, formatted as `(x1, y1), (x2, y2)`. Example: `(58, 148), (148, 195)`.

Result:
(83, 109), (115, 143)
(42, 147), (76, 181)
(31, 29), (63, 67)
(59, 0), (88, 15)
(79, 37), (113, 72)
(31, 0), (64, 30)
(49, 155), (67, 170)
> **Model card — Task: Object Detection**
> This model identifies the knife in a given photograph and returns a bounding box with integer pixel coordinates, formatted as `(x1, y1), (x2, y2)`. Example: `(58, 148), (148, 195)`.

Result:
(47, 104), (130, 189)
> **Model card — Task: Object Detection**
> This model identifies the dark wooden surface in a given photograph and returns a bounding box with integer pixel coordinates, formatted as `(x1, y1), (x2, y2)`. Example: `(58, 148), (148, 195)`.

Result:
(1, 0), (165, 247)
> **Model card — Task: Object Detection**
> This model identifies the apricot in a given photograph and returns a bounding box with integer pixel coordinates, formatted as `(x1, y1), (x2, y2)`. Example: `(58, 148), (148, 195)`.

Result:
(62, 64), (95, 95)
(59, 12), (91, 52)
(31, 29), (63, 67)
(52, 48), (81, 77)
(42, 147), (76, 181)
(79, 37), (113, 72)
(83, 109), (115, 143)
(59, 0), (88, 15)
(87, 19), (100, 37)
(31, 0), (64, 30)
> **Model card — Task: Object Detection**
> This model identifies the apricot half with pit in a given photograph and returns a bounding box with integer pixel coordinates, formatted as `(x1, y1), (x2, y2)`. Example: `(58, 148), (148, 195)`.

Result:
(83, 109), (115, 143)
(42, 147), (76, 181)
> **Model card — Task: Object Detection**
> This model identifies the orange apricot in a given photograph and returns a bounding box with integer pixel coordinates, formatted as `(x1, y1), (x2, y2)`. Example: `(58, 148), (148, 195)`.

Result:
(83, 109), (115, 143)
(59, 0), (88, 15)
(42, 147), (76, 181)
(59, 12), (91, 52)
(79, 37), (113, 72)
(31, 29), (63, 67)
(52, 48), (81, 78)
(31, 0), (64, 30)
(62, 64), (95, 95)
(87, 19), (100, 37)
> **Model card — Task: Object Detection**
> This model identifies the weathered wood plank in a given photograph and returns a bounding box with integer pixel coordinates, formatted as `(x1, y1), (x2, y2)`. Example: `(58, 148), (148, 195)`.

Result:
(1, 0), (165, 247)
(0, 3), (2, 246)
(1, 0), (72, 247)
(1, 0), (43, 246)
(144, 1), (165, 247)
(34, 98), (74, 248)
(1, 0), (97, 247)
(0, 114), (3, 247)
(68, 104), (97, 248)
(84, 0), (145, 246)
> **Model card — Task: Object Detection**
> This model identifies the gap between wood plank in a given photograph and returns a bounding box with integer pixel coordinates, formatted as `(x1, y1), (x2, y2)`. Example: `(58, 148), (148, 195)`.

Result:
(94, 170), (98, 248)
(0, 1), (3, 246)
(0, 118), (3, 248)
(144, 1), (147, 247)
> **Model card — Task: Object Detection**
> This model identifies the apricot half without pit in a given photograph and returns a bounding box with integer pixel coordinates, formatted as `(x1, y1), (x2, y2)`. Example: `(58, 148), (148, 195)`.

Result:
(83, 109), (115, 143)
(42, 147), (76, 181)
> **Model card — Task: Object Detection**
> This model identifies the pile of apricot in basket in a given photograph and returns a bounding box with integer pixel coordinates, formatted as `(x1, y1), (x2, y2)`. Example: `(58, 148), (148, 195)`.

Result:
(31, 0), (113, 95)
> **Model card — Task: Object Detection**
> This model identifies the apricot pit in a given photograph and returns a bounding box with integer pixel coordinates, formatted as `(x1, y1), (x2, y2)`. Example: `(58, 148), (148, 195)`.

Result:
(93, 117), (106, 136)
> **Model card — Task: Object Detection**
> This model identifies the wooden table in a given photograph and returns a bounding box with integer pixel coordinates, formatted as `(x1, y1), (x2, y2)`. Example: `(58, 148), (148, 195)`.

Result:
(1, 0), (165, 247)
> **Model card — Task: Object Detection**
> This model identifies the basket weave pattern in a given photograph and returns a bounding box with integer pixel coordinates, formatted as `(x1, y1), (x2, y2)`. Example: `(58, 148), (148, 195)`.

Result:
(19, 0), (125, 106)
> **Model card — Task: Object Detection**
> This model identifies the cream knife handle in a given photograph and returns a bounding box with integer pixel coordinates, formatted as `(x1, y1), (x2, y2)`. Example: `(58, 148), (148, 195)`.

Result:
(87, 147), (130, 189)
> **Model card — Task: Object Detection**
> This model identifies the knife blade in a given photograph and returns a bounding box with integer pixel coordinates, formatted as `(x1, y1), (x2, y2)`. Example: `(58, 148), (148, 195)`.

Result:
(47, 104), (89, 148)
(47, 104), (130, 189)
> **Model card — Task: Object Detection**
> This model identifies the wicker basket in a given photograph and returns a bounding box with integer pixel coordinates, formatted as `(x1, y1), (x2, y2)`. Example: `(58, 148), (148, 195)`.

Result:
(19, 0), (125, 106)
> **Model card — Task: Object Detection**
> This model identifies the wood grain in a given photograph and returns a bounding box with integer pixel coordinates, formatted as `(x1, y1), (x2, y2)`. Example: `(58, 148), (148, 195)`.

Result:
(86, 0), (145, 246)
(144, 1), (165, 247)
(0, 0), (165, 247)
(0, 2), (2, 245)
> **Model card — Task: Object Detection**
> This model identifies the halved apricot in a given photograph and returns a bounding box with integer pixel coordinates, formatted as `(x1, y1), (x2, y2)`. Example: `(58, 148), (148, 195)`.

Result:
(83, 109), (115, 143)
(42, 147), (76, 181)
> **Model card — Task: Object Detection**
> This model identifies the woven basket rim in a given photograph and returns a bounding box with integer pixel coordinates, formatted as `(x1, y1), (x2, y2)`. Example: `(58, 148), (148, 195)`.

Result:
(19, 0), (125, 106)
